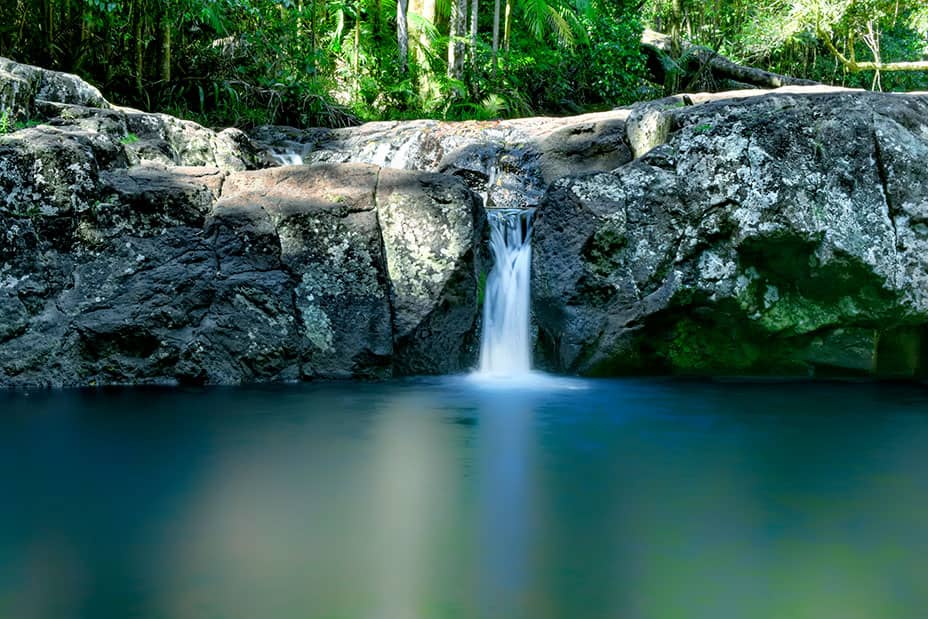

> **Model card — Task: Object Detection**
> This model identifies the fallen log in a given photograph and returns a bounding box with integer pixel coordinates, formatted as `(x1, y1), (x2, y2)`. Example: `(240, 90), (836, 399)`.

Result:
(641, 29), (819, 91)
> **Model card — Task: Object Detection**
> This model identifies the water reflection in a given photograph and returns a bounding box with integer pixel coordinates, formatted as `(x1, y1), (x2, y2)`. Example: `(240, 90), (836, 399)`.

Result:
(477, 393), (536, 618)
(0, 380), (927, 618)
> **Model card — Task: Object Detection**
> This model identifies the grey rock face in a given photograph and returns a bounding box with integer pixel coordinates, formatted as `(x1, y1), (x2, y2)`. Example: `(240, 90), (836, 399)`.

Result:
(220, 164), (393, 379)
(0, 151), (485, 386)
(534, 89), (928, 378)
(377, 168), (487, 374)
(251, 110), (635, 210)
(0, 56), (259, 173)
(0, 57), (109, 116)
(0, 126), (101, 219)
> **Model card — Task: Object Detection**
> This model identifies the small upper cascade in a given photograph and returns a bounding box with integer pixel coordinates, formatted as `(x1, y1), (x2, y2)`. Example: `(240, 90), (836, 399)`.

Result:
(267, 137), (419, 170)
(479, 166), (499, 208)
(271, 150), (304, 166)
(478, 208), (535, 377)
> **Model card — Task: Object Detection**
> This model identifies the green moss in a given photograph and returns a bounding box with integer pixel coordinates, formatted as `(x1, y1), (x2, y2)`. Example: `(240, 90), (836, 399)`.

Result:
(120, 133), (140, 145)
(666, 316), (762, 371)
(755, 292), (848, 334)
(736, 232), (900, 335)
(876, 327), (924, 378)
(583, 221), (627, 277)
(0, 108), (12, 133)
(14, 119), (41, 130)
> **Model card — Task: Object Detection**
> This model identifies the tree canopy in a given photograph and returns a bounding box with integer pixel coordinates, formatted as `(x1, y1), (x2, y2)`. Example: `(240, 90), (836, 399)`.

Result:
(0, 0), (926, 128)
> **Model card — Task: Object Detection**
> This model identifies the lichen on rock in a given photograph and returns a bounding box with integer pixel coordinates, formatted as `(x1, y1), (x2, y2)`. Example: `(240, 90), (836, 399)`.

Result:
(534, 89), (928, 379)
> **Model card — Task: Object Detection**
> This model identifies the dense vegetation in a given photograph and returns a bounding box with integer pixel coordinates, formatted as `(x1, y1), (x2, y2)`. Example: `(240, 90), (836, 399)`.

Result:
(1, 0), (926, 128)
(646, 0), (928, 93)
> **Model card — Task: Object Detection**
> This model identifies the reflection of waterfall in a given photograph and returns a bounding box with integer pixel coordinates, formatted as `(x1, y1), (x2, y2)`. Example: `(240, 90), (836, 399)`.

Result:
(479, 209), (534, 377)
(477, 397), (535, 618)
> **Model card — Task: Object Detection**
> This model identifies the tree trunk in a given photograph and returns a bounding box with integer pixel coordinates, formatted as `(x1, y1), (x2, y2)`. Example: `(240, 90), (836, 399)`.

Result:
(134, 0), (144, 96)
(397, 0), (408, 74)
(448, 0), (466, 79)
(45, 0), (54, 64)
(161, 16), (171, 83)
(296, 0), (305, 59)
(491, 0), (500, 77)
(410, 0), (437, 98)
(310, 0), (318, 75)
(354, 0), (361, 95)
(469, 0), (478, 72)
(503, 0), (511, 57)
(372, 0), (382, 40)
(410, 0), (436, 65)
(818, 25), (928, 75)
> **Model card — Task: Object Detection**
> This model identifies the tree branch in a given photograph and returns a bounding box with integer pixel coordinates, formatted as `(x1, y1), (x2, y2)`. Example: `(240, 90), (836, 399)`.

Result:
(817, 23), (928, 73)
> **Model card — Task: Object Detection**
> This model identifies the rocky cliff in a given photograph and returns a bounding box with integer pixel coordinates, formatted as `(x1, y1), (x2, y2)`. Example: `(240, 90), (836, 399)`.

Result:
(533, 89), (928, 379)
(0, 59), (485, 387)
(2, 57), (927, 385)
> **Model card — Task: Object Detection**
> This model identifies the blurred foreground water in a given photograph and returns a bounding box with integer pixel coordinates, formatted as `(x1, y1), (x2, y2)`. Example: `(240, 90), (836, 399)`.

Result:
(2, 377), (927, 619)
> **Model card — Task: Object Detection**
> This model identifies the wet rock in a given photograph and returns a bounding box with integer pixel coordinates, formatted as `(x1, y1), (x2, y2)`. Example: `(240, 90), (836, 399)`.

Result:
(0, 58), (496, 386)
(0, 126), (100, 220)
(121, 110), (258, 171)
(536, 113), (632, 183)
(86, 165), (225, 241)
(4, 55), (928, 385)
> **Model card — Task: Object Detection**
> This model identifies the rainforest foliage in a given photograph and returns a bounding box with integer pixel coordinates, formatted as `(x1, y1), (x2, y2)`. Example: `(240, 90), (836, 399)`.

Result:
(1, 0), (926, 128)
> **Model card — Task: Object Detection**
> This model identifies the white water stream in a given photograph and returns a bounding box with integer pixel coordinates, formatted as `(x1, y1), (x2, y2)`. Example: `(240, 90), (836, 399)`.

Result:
(271, 150), (304, 166)
(478, 209), (535, 377)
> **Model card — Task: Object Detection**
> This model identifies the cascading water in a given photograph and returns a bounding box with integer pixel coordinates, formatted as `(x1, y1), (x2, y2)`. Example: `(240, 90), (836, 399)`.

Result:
(478, 209), (535, 377)
(271, 150), (304, 166)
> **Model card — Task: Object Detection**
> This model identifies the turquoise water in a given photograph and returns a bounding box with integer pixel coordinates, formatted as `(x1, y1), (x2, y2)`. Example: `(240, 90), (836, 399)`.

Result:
(1, 377), (927, 618)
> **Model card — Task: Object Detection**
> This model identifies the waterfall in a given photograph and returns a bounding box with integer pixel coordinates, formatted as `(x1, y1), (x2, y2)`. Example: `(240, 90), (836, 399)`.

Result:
(478, 165), (499, 208)
(271, 150), (304, 166)
(478, 209), (534, 377)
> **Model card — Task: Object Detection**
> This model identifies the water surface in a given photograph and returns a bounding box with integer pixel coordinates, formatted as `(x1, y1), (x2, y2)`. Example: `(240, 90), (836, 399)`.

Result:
(2, 377), (927, 618)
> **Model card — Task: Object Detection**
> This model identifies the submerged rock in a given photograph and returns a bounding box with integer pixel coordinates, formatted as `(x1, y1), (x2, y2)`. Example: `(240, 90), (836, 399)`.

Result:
(534, 89), (928, 379)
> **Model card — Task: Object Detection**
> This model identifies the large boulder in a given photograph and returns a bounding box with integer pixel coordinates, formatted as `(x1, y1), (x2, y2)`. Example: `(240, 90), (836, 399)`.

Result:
(0, 57), (490, 387)
(7, 55), (928, 385)
(377, 167), (487, 374)
(0, 56), (259, 173)
(533, 89), (928, 378)
(0, 56), (109, 117)
(0, 126), (100, 220)
(0, 165), (228, 387)
(0, 158), (486, 387)
(219, 164), (393, 379)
